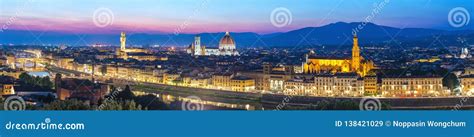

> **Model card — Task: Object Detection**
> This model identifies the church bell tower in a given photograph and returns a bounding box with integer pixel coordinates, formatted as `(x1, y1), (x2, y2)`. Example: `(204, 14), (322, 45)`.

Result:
(352, 35), (360, 71)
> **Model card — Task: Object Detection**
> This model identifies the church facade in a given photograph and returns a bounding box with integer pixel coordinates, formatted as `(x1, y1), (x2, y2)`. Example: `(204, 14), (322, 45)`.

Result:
(187, 32), (239, 56)
(302, 35), (374, 77)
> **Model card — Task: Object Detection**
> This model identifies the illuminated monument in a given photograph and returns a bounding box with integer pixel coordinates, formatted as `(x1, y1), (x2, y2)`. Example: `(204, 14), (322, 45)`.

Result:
(120, 31), (126, 51)
(187, 32), (239, 56)
(116, 32), (149, 60)
(303, 35), (374, 77)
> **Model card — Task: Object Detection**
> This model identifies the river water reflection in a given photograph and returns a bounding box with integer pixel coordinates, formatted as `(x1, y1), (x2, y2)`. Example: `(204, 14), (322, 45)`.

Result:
(133, 91), (268, 110)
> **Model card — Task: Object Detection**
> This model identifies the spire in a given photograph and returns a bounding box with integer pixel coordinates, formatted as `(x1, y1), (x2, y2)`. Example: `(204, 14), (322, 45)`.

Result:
(352, 34), (360, 72)
(352, 34), (359, 50)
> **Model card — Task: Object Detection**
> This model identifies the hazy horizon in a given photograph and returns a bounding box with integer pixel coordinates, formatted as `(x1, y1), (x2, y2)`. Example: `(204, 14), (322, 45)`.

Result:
(1, 0), (473, 35)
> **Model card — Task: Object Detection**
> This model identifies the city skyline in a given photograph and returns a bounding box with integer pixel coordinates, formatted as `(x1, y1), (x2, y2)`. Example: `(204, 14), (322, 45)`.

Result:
(1, 0), (473, 35)
(1, 1), (474, 137)
(0, 0), (473, 111)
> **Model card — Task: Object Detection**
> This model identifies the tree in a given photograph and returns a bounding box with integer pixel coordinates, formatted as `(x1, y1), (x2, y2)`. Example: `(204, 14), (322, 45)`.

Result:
(116, 85), (135, 101)
(36, 94), (56, 103)
(18, 73), (54, 89)
(99, 100), (123, 110)
(98, 100), (142, 110)
(134, 94), (169, 110)
(0, 97), (4, 110)
(43, 99), (91, 110)
(443, 73), (460, 93)
(123, 100), (142, 110)
(19, 72), (33, 84)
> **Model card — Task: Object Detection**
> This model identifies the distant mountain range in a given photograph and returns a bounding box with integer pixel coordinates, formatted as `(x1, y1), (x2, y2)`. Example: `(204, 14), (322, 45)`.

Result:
(1, 22), (473, 48)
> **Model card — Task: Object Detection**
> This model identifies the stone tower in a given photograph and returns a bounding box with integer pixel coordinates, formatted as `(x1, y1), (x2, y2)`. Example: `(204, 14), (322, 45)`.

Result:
(120, 32), (126, 51)
(351, 35), (360, 71)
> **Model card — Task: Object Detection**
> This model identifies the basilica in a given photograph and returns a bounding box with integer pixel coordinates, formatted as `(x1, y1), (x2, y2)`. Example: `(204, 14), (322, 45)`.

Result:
(302, 35), (374, 77)
(187, 32), (239, 56)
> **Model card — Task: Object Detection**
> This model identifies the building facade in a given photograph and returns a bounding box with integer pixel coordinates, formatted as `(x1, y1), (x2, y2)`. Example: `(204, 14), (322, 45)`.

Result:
(187, 32), (239, 56)
(283, 73), (364, 97)
(460, 75), (473, 96)
(230, 76), (255, 92)
(115, 32), (157, 60)
(303, 35), (374, 77)
(381, 76), (446, 97)
(363, 75), (378, 96)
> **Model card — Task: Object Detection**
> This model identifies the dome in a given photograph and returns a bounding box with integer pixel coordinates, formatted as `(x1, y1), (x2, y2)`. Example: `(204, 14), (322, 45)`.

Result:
(219, 32), (235, 45)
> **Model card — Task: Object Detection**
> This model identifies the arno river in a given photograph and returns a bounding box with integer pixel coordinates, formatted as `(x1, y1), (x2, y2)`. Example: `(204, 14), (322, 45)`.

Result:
(133, 91), (266, 110)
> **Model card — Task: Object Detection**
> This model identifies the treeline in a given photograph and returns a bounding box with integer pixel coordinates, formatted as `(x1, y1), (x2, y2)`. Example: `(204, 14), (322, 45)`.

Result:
(39, 85), (170, 110)
(19, 72), (54, 89)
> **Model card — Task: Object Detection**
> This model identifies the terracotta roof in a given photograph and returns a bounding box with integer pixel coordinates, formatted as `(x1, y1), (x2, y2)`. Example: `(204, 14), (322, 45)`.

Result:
(219, 32), (235, 45)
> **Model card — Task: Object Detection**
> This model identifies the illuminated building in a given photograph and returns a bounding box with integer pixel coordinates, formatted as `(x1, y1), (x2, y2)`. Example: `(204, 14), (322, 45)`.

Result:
(93, 64), (105, 76)
(56, 77), (109, 104)
(0, 68), (23, 79)
(132, 67), (159, 83)
(381, 76), (446, 97)
(219, 32), (239, 56)
(127, 53), (168, 61)
(6, 54), (16, 69)
(283, 73), (364, 97)
(284, 78), (315, 96)
(242, 63), (294, 91)
(460, 48), (471, 59)
(117, 66), (130, 79)
(115, 32), (162, 61)
(0, 57), (6, 66)
(363, 75), (378, 96)
(313, 73), (364, 97)
(5, 51), (46, 71)
(116, 32), (128, 59)
(102, 65), (158, 83)
(15, 58), (46, 71)
(183, 77), (210, 88)
(414, 57), (441, 63)
(187, 35), (205, 56)
(1, 84), (15, 95)
(230, 76), (255, 92)
(163, 73), (181, 85)
(460, 76), (474, 96)
(105, 65), (118, 77)
(211, 73), (233, 90)
(0, 76), (15, 95)
(95, 54), (114, 60)
(57, 57), (75, 70)
(210, 73), (255, 92)
(303, 35), (374, 77)
(460, 68), (474, 96)
(463, 67), (474, 75)
(187, 32), (239, 56)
